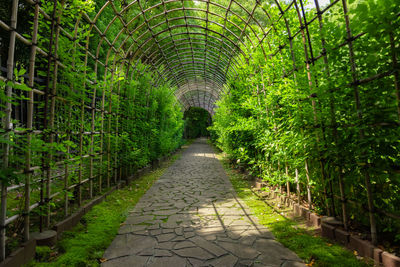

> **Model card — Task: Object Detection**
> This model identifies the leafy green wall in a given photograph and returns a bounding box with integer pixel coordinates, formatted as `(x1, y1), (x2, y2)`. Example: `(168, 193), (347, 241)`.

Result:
(210, 0), (400, 245)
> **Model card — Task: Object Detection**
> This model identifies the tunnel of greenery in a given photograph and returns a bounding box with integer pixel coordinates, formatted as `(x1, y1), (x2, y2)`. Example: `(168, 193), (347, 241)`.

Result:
(0, 0), (399, 262)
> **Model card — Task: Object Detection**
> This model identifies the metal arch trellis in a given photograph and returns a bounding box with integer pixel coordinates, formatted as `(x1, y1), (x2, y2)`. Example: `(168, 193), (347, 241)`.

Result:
(94, 0), (264, 108)
(0, 0), (399, 262)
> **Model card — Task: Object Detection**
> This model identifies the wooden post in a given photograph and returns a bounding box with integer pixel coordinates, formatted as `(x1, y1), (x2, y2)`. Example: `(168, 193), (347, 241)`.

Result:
(295, 168), (300, 204)
(24, 0), (40, 242)
(45, 0), (64, 227)
(1, 0), (19, 260)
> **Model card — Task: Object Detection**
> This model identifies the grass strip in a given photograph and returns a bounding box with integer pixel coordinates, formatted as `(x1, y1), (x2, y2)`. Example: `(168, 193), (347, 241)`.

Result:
(27, 153), (181, 267)
(216, 152), (373, 267)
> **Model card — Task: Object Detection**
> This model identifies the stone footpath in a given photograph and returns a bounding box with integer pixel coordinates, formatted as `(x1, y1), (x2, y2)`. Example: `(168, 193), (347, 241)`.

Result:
(102, 138), (304, 267)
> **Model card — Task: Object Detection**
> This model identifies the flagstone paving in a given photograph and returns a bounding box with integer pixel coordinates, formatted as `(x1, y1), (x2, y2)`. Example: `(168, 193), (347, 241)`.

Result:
(102, 138), (304, 267)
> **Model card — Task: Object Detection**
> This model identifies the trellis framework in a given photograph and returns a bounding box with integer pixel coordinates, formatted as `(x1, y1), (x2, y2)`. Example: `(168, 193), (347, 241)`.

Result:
(0, 0), (399, 261)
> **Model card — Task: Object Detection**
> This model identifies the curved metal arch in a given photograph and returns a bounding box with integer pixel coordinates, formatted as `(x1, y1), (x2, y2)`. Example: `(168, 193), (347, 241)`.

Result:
(154, 47), (240, 76)
(177, 79), (223, 94)
(153, 40), (241, 68)
(178, 92), (217, 109)
(166, 68), (228, 89)
(149, 35), (243, 85)
(171, 72), (228, 89)
(127, 24), (247, 63)
(149, 9), (249, 42)
(156, 53), (238, 82)
(153, 56), (235, 87)
(82, 0), (275, 114)
(116, 4), (254, 68)
(156, 55), (237, 81)
(161, 61), (231, 85)
(121, 0), (265, 43)
(171, 65), (230, 81)
(171, 75), (225, 92)
(179, 94), (218, 112)
(192, 0), (266, 40)
(176, 87), (221, 101)
(125, 29), (247, 85)
(177, 89), (220, 106)
(151, 39), (243, 71)
(181, 94), (218, 106)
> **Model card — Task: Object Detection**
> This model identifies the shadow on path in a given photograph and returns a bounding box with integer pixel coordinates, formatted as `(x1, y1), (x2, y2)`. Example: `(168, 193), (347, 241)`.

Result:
(102, 138), (304, 267)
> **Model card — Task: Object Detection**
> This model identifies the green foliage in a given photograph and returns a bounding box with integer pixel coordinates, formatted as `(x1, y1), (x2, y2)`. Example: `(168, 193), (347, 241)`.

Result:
(117, 70), (184, 169)
(210, 0), (400, 245)
(184, 107), (211, 139)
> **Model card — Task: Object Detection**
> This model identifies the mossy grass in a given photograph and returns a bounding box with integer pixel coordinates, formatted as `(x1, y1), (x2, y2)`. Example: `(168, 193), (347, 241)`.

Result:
(216, 152), (373, 267)
(26, 153), (181, 267)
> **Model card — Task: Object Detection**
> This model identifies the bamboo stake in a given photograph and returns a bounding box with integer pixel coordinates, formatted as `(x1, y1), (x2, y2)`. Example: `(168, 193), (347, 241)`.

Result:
(295, 168), (300, 204)
(25, 0), (40, 241)
(45, 0), (64, 228)
(82, 10), (92, 201)
(78, 88), (85, 199)
(107, 81), (112, 188)
(89, 66), (98, 198)
(285, 163), (290, 200)
(99, 82), (106, 190)
(115, 66), (122, 185)
(63, 105), (72, 217)
(1, 0), (19, 260)
(295, 0), (336, 215)
(41, 0), (57, 232)
(305, 160), (312, 208)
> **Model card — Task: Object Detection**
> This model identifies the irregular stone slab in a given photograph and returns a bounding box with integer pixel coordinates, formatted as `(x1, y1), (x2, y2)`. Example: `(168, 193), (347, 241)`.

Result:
(149, 229), (162, 235)
(171, 236), (186, 242)
(118, 224), (147, 235)
(208, 254), (238, 267)
(187, 258), (205, 267)
(103, 235), (156, 260)
(189, 236), (227, 257)
(147, 256), (186, 267)
(175, 227), (183, 236)
(156, 233), (176, 242)
(281, 260), (307, 267)
(101, 255), (149, 267)
(184, 231), (195, 239)
(195, 226), (224, 236)
(174, 247), (214, 260)
(154, 249), (172, 257)
(254, 239), (301, 261)
(239, 235), (257, 246)
(125, 215), (154, 225)
(138, 247), (154, 256)
(218, 242), (260, 259)
(174, 241), (196, 249)
(155, 241), (176, 250)
(153, 209), (179, 216)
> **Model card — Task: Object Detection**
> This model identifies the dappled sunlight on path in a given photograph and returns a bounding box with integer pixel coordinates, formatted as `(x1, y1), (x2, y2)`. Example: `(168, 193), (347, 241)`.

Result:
(102, 138), (304, 267)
